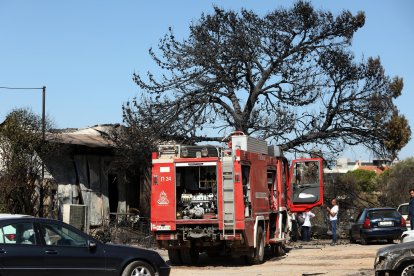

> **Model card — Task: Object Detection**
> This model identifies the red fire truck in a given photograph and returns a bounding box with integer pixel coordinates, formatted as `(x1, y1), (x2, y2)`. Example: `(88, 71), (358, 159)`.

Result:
(151, 133), (324, 265)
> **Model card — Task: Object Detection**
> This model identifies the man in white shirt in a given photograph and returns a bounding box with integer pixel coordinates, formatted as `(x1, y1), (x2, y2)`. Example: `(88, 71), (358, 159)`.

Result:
(327, 199), (339, 246)
(301, 210), (315, 242)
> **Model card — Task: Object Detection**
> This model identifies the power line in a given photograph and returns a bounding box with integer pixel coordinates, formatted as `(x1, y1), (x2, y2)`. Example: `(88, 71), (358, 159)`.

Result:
(0, 86), (43, 90)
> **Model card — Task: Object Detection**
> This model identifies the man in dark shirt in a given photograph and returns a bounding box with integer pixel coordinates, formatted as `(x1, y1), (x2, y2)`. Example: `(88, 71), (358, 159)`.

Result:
(408, 189), (414, 230)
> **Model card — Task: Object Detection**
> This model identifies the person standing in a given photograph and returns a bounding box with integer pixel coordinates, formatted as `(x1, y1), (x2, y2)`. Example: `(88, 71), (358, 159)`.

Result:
(327, 199), (339, 246)
(301, 210), (315, 242)
(408, 189), (414, 230)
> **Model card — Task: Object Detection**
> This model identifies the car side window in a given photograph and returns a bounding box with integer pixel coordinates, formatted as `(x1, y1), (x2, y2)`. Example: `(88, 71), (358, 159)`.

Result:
(39, 222), (87, 247)
(0, 223), (36, 245)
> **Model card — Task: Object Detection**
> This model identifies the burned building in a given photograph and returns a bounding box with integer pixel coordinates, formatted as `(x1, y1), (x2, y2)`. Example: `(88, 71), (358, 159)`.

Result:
(45, 125), (143, 227)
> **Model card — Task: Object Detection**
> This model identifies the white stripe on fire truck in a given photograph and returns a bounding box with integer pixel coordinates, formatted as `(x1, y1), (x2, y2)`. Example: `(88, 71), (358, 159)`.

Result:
(175, 162), (217, 167)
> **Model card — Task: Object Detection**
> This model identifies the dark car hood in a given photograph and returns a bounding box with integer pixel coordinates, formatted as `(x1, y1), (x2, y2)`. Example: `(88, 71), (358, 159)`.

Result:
(101, 243), (169, 268)
(104, 243), (160, 256)
(377, 241), (414, 256)
(105, 243), (151, 251)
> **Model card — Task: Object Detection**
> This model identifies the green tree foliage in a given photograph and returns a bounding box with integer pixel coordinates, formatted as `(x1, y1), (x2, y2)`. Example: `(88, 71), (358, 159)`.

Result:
(378, 158), (414, 207)
(0, 108), (54, 216)
(383, 111), (411, 159)
(348, 169), (377, 193)
(125, 1), (410, 159)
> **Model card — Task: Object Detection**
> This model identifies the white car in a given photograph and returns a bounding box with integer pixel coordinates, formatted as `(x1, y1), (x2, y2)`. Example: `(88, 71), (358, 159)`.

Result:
(397, 203), (410, 229)
(401, 230), (414, 243)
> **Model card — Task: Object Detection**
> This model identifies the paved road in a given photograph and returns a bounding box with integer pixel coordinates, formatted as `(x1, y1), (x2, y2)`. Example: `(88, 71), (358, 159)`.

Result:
(159, 240), (388, 276)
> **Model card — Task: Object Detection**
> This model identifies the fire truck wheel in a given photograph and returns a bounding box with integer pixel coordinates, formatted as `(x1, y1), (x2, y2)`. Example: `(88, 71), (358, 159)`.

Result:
(206, 251), (220, 257)
(247, 226), (265, 265)
(167, 249), (182, 265)
(271, 244), (285, 257)
(180, 248), (199, 265)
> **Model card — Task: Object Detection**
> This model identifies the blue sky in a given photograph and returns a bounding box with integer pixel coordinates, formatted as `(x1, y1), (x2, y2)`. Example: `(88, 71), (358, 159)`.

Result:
(0, 1), (413, 160)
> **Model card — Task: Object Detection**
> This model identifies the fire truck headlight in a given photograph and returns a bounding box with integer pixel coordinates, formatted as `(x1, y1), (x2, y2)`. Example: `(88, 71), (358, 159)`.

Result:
(201, 147), (209, 157)
(181, 148), (189, 157)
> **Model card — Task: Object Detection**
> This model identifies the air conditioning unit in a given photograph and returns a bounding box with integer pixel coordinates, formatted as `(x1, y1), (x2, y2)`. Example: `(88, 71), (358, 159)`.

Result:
(231, 135), (268, 154)
(268, 145), (283, 157)
(62, 204), (89, 233)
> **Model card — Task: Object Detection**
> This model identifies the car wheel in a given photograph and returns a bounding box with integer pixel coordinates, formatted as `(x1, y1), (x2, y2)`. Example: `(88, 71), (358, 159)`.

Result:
(247, 226), (265, 265)
(360, 234), (368, 245)
(167, 249), (182, 265)
(122, 260), (155, 276)
(401, 264), (414, 276)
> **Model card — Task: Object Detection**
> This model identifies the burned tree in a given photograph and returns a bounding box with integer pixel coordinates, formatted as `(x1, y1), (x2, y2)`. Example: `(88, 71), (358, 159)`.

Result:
(126, 1), (410, 159)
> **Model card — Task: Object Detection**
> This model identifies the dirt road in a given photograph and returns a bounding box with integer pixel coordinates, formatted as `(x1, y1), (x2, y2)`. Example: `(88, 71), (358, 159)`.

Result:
(160, 240), (388, 276)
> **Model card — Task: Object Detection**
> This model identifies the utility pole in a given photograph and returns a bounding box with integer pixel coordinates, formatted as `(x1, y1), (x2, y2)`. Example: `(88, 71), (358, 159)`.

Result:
(40, 86), (46, 218)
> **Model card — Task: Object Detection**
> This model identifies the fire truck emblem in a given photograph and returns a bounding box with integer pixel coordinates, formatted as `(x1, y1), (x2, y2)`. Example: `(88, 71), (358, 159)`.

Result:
(157, 190), (169, 205)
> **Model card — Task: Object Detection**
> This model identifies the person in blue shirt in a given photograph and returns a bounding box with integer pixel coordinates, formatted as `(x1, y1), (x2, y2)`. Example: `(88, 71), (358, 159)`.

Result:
(409, 189), (414, 230)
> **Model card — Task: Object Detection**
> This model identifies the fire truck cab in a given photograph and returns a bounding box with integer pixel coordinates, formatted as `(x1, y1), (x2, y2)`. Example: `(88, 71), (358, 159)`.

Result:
(151, 134), (324, 265)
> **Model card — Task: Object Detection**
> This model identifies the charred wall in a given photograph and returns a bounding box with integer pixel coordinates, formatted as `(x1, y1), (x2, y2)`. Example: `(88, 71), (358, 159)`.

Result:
(45, 145), (140, 226)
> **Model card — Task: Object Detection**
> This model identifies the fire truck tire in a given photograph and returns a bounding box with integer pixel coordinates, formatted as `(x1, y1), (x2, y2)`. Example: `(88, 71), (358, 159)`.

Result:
(167, 249), (182, 265)
(180, 248), (199, 265)
(206, 251), (220, 257)
(271, 244), (285, 257)
(247, 226), (265, 265)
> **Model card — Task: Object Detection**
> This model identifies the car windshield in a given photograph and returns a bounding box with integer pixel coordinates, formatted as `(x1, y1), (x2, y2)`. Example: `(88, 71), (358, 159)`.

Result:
(368, 210), (400, 219)
(398, 205), (409, 215)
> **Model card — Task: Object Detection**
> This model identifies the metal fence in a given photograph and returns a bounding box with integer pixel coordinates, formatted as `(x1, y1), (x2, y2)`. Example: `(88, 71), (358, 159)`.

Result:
(89, 213), (156, 248)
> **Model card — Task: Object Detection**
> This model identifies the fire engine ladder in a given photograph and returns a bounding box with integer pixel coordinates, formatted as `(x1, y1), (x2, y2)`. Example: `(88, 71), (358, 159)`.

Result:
(221, 154), (236, 238)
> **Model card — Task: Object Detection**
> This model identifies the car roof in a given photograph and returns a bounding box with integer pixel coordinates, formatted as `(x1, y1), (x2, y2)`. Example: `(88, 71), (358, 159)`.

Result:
(364, 207), (397, 211)
(0, 216), (75, 226)
(0, 214), (33, 220)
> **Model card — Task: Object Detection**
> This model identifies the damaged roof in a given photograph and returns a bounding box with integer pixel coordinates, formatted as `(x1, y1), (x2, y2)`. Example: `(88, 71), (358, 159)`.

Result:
(47, 124), (118, 148)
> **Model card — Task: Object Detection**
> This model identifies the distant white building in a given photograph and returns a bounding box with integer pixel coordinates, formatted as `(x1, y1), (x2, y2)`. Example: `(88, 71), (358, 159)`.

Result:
(324, 157), (392, 175)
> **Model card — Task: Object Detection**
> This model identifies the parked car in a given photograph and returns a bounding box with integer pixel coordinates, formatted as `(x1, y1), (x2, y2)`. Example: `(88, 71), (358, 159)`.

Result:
(375, 241), (414, 275)
(401, 229), (414, 243)
(397, 202), (411, 229)
(349, 207), (406, 245)
(0, 215), (170, 276)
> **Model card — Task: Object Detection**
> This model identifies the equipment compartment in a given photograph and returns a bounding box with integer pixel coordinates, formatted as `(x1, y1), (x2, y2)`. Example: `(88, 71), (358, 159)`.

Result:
(175, 165), (218, 220)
